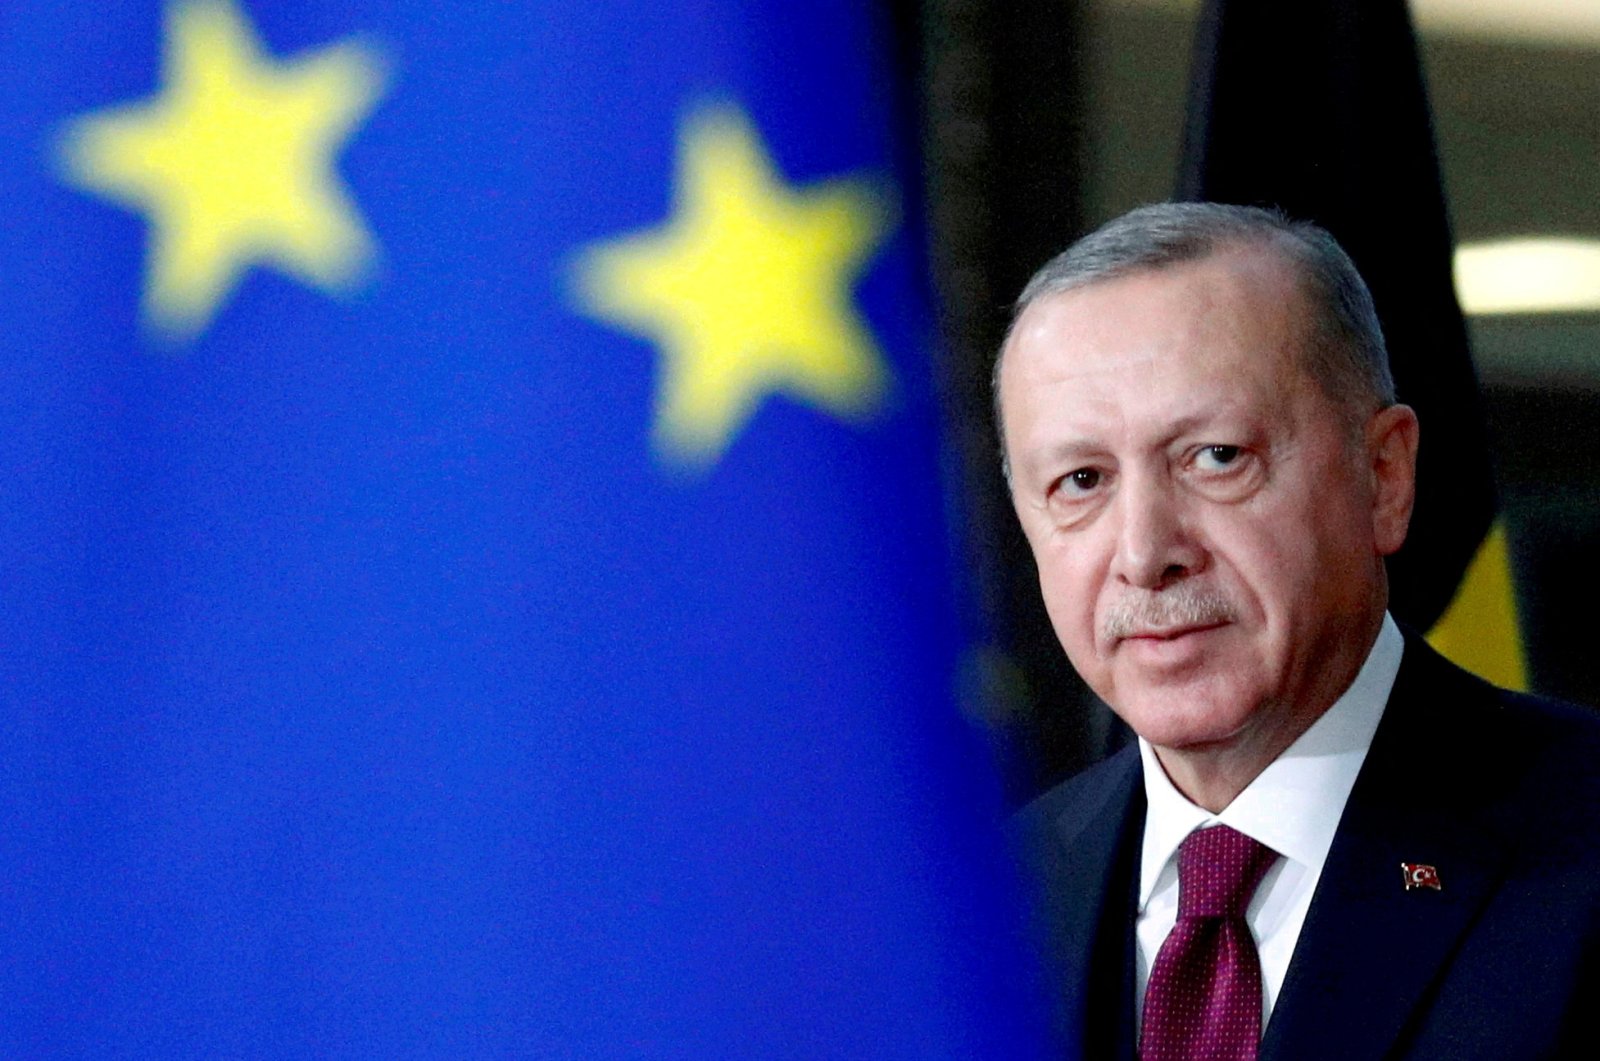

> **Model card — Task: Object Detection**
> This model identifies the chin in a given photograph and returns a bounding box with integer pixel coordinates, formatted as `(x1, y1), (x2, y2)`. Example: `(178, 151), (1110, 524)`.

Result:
(1105, 679), (1262, 751)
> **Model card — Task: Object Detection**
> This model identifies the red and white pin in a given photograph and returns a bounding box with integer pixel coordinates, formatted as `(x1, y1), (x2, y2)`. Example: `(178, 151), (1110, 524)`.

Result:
(1402, 862), (1442, 891)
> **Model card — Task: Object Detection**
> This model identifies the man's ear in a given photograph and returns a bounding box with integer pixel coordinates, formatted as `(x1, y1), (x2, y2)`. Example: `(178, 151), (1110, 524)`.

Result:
(1368, 403), (1420, 556)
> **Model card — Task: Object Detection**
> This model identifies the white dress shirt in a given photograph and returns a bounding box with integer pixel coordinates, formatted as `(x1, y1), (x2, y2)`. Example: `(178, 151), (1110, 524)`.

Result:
(1133, 613), (1404, 1032)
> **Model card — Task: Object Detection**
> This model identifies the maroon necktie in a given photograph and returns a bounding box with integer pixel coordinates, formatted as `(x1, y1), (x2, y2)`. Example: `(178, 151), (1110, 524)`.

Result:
(1140, 825), (1280, 1061)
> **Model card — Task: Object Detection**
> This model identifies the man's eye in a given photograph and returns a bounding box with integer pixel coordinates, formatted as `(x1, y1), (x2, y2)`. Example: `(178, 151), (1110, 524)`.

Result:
(1195, 445), (1241, 471)
(1066, 468), (1101, 492)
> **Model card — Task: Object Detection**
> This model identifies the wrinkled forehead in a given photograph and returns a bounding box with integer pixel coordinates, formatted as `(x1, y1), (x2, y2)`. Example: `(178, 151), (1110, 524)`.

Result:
(1002, 249), (1315, 401)
(1010, 235), (1313, 339)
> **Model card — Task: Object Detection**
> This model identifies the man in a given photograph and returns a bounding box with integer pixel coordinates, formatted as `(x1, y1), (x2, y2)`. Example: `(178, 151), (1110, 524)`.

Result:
(999, 202), (1600, 1059)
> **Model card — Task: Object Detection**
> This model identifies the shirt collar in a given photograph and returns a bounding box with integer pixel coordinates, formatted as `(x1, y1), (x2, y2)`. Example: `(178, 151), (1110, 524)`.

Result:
(1136, 613), (1404, 909)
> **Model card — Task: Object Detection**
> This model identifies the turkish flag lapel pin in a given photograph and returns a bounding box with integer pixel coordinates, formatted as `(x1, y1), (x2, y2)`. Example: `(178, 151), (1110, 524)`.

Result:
(1402, 862), (1442, 891)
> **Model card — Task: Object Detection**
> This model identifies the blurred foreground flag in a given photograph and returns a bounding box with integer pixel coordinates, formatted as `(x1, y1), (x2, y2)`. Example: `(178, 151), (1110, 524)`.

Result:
(1, 1), (1048, 1055)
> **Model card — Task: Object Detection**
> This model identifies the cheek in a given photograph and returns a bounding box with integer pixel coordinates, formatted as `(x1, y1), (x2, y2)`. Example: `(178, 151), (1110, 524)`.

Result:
(1203, 513), (1316, 619)
(1034, 542), (1108, 651)
(1212, 502), (1359, 624)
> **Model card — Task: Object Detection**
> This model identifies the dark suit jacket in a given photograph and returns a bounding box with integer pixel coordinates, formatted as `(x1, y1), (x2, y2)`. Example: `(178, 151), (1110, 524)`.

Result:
(1012, 633), (1600, 1059)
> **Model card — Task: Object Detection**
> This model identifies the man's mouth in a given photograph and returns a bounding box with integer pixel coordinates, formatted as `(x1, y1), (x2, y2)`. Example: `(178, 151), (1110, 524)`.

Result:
(1117, 620), (1229, 645)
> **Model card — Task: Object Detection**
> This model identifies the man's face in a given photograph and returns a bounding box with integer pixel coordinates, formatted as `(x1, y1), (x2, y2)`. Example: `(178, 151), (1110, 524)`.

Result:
(998, 246), (1414, 757)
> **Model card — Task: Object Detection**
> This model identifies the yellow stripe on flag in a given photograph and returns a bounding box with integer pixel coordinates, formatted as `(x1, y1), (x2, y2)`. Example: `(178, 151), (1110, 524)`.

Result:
(1425, 521), (1527, 690)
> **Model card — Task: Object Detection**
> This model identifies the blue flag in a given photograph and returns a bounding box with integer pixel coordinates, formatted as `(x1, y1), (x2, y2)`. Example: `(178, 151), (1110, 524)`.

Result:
(1, 0), (1049, 1054)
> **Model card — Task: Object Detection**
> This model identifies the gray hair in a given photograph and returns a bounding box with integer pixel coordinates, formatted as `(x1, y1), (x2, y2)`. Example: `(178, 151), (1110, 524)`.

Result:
(994, 202), (1396, 479)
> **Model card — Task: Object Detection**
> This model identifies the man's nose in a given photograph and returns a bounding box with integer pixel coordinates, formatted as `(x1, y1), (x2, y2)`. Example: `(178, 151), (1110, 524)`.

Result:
(1110, 475), (1204, 589)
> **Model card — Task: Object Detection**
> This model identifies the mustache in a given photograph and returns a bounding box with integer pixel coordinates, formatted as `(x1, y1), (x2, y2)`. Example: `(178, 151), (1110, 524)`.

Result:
(1101, 585), (1238, 640)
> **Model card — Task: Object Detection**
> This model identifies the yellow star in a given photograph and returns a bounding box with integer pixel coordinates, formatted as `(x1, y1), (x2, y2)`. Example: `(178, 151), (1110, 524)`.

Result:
(572, 103), (895, 468)
(56, 0), (388, 342)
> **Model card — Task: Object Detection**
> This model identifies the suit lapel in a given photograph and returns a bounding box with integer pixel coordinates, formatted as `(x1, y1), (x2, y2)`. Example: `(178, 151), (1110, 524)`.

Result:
(1018, 746), (1144, 1060)
(1261, 635), (1511, 1060)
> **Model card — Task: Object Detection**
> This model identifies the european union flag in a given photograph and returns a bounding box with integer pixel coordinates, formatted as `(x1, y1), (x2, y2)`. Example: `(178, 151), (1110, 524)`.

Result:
(2, 0), (1048, 1055)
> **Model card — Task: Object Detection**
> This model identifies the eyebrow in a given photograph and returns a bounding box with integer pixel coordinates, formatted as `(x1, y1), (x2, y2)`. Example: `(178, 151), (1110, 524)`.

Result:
(1033, 414), (1224, 458)
(1011, 439), (1104, 493)
(1017, 411), (1255, 478)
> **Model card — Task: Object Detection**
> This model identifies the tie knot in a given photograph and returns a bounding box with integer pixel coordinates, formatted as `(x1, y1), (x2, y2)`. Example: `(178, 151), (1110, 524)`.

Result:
(1175, 825), (1278, 920)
